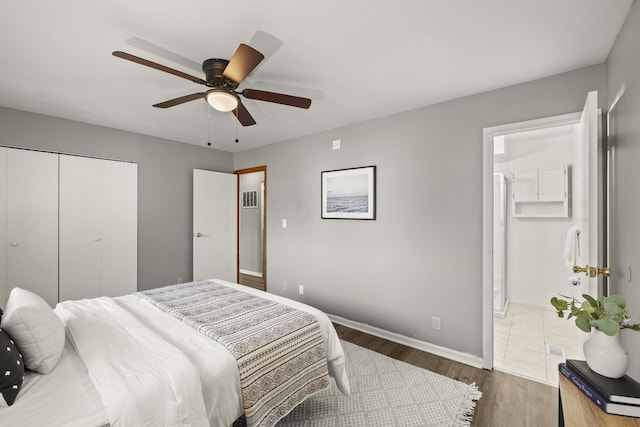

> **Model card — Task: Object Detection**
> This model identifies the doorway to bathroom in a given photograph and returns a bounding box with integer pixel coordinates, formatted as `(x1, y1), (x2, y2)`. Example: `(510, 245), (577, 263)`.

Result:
(482, 91), (603, 385)
(491, 121), (584, 385)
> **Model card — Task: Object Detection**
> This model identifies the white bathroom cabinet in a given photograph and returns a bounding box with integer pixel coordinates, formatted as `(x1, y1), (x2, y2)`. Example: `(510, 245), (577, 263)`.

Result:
(512, 165), (569, 217)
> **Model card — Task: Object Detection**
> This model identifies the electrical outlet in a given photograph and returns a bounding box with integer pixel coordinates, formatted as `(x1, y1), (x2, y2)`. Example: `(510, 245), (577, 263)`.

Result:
(432, 316), (441, 330)
(177, 277), (183, 284)
(282, 281), (288, 291)
(299, 285), (304, 295)
(332, 139), (341, 150)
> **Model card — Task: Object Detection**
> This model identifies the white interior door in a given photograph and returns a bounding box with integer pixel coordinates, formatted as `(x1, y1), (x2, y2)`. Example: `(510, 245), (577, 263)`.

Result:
(193, 169), (237, 282)
(6, 149), (59, 307)
(574, 90), (603, 297)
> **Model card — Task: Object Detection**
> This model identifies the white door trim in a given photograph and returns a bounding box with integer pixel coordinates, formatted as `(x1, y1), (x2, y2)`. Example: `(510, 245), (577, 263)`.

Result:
(481, 111), (582, 369)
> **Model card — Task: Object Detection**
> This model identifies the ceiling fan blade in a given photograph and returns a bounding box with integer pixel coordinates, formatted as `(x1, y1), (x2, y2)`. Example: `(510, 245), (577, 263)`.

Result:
(153, 92), (205, 108)
(125, 37), (202, 73)
(233, 102), (257, 126)
(241, 89), (311, 109)
(222, 44), (265, 84)
(112, 51), (207, 85)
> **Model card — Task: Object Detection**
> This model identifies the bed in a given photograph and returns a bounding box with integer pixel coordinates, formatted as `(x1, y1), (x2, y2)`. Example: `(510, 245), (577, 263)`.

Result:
(0, 279), (350, 427)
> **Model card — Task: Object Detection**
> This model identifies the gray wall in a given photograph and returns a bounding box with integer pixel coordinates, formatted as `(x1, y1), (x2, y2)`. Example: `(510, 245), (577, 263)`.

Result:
(606, 0), (640, 380)
(235, 65), (606, 357)
(0, 107), (233, 290)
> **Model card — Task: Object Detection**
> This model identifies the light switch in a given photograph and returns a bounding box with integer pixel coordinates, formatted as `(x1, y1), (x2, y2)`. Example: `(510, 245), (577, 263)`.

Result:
(282, 219), (288, 229)
(332, 139), (341, 150)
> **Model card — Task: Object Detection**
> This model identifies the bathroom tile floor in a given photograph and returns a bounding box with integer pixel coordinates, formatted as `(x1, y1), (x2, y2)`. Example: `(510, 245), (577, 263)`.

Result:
(494, 303), (584, 386)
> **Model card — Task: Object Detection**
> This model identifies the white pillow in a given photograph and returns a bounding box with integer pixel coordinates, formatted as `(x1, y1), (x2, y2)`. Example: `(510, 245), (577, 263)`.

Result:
(1, 288), (65, 374)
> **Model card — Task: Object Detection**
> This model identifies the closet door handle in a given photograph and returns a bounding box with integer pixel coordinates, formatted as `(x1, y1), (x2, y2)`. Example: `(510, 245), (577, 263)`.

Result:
(9, 242), (19, 247)
(194, 232), (203, 238)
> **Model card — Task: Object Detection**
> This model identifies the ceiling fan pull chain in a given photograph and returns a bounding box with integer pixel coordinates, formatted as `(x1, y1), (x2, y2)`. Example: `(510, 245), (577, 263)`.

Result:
(207, 105), (212, 147)
(235, 109), (239, 143)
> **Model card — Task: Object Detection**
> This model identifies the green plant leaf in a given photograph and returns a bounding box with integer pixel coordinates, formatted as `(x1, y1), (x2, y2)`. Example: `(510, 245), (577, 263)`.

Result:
(583, 294), (598, 307)
(575, 315), (592, 333)
(593, 318), (620, 336)
(581, 300), (596, 315)
(551, 297), (567, 311)
(551, 297), (568, 317)
(605, 295), (626, 309)
(602, 300), (623, 317)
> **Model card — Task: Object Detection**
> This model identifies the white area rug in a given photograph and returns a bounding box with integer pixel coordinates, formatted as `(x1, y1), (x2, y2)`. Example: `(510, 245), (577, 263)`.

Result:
(277, 340), (482, 426)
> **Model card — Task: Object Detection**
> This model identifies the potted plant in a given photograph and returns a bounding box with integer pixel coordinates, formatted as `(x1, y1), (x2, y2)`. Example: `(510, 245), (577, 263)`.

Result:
(551, 294), (640, 378)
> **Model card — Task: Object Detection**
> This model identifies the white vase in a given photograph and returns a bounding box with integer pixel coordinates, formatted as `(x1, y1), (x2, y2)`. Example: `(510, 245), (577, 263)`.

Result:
(583, 329), (630, 378)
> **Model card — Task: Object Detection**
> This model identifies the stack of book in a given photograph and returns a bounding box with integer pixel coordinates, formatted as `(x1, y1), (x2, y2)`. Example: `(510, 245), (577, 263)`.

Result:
(559, 359), (640, 417)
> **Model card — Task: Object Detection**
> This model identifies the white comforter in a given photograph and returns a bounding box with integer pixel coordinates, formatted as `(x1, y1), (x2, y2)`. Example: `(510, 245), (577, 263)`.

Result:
(0, 336), (109, 427)
(56, 279), (350, 427)
(56, 297), (210, 427)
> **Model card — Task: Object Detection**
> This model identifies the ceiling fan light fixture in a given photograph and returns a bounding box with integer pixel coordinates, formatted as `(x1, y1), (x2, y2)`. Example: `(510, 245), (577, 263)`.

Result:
(206, 89), (238, 112)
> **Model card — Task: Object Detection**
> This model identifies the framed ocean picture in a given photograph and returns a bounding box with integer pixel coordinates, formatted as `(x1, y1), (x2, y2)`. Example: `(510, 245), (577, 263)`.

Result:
(321, 166), (376, 219)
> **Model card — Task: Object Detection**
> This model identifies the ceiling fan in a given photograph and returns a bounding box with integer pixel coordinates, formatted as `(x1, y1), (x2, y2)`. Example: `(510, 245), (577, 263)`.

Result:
(112, 43), (311, 126)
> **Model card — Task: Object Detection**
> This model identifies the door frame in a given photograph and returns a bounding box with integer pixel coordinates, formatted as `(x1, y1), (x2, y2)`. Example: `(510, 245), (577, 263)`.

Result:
(234, 165), (267, 291)
(481, 112), (582, 369)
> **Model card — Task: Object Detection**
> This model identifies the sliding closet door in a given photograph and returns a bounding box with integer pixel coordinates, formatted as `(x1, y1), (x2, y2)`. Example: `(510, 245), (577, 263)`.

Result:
(5, 149), (59, 307)
(59, 155), (137, 301)
(59, 155), (102, 301)
(101, 160), (137, 296)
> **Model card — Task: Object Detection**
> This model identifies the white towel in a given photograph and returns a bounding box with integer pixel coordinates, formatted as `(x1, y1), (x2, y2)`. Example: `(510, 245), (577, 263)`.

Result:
(564, 226), (581, 268)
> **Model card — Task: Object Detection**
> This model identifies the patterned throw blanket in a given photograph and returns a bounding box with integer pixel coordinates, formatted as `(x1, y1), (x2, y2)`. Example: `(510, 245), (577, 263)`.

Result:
(137, 280), (330, 427)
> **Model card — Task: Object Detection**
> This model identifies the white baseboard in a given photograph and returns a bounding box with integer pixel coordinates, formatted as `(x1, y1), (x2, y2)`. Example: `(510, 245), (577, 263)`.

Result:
(239, 269), (263, 278)
(328, 314), (485, 369)
(493, 299), (510, 318)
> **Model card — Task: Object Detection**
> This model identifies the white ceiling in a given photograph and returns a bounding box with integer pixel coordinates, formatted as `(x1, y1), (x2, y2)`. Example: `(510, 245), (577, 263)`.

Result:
(0, 0), (633, 153)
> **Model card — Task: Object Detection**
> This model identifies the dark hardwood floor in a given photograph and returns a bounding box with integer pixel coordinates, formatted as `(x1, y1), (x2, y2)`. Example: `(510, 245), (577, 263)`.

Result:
(333, 323), (559, 427)
(238, 273), (265, 291)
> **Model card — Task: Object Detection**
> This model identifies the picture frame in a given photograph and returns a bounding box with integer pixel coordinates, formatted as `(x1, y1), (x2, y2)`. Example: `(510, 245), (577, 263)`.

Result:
(321, 166), (376, 220)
